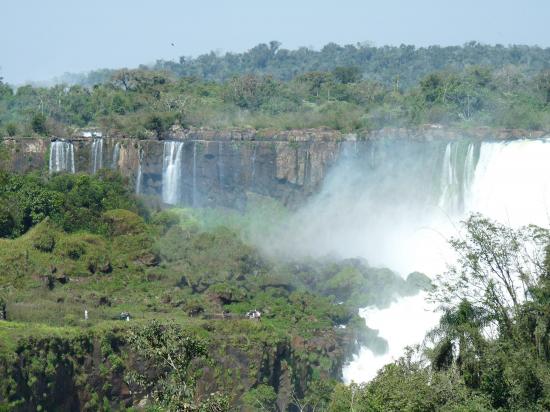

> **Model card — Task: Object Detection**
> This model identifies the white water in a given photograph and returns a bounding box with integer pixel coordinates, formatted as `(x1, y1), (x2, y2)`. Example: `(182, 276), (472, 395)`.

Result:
(49, 141), (75, 173)
(162, 141), (184, 204)
(91, 138), (103, 173)
(466, 140), (550, 227)
(135, 147), (143, 195)
(343, 292), (441, 382)
(278, 138), (550, 384)
(112, 142), (121, 169)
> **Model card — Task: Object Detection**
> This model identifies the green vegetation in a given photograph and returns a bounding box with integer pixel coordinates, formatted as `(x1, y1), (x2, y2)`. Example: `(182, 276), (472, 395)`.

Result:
(0, 171), (425, 410)
(1, 42), (550, 137)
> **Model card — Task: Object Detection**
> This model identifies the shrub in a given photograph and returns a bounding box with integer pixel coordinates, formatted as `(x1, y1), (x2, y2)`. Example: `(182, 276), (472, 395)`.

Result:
(101, 209), (147, 237)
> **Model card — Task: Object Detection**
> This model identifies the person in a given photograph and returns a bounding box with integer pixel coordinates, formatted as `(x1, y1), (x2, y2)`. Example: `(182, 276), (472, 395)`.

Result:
(84, 309), (88, 321)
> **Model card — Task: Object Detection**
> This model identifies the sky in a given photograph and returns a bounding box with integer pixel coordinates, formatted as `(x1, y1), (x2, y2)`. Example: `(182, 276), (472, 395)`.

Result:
(1, 0), (549, 84)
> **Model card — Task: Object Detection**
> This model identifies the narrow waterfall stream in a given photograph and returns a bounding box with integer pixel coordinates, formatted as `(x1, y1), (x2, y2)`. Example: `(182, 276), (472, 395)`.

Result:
(135, 147), (144, 195)
(112, 142), (121, 169)
(49, 140), (75, 173)
(91, 138), (103, 174)
(162, 141), (184, 205)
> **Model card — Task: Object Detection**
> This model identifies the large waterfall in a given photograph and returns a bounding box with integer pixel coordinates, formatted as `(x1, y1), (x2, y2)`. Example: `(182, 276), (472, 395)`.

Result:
(91, 138), (103, 173)
(342, 138), (550, 383)
(252, 137), (550, 383)
(466, 139), (550, 227)
(162, 141), (184, 205)
(49, 141), (75, 174)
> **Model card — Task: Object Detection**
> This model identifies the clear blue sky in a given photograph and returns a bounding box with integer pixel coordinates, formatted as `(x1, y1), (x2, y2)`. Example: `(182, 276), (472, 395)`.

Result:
(1, 0), (549, 84)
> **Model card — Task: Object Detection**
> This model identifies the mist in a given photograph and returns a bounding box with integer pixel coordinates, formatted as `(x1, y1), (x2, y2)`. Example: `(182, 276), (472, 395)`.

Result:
(256, 139), (458, 277)
(246, 136), (550, 382)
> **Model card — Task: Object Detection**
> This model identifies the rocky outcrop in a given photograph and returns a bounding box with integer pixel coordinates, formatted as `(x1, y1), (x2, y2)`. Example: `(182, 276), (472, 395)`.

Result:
(1, 135), (342, 208)
(0, 138), (48, 173)
(2, 126), (548, 209)
(0, 324), (355, 411)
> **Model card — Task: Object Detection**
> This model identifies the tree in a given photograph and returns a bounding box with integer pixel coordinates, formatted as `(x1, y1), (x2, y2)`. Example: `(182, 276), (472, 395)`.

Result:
(0, 77), (13, 99)
(31, 113), (48, 135)
(535, 70), (550, 105)
(126, 320), (228, 411)
(432, 214), (550, 332)
(332, 67), (362, 84)
(242, 384), (277, 411)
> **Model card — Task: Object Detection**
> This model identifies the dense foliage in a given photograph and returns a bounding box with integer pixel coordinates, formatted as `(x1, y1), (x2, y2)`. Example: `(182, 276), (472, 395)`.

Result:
(0, 170), (138, 237)
(0, 171), (427, 410)
(64, 41), (550, 88)
(1, 42), (550, 137)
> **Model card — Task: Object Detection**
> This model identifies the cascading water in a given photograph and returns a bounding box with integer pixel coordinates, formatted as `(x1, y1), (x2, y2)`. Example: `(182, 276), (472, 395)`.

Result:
(49, 140), (75, 173)
(162, 141), (184, 205)
(112, 142), (121, 169)
(466, 139), (550, 227)
(135, 147), (143, 195)
(437, 141), (479, 214)
(258, 137), (550, 384)
(91, 138), (103, 173)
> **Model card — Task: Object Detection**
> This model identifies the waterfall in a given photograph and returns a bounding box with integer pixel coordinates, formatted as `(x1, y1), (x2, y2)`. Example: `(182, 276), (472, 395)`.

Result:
(192, 142), (197, 207)
(162, 141), (184, 205)
(91, 138), (103, 173)
(49, 141), (75, 174)
(466, 139), (550, 227)
(135, 148), (143, 194)
(437, 141), (479, 215)
(112, 142), (121, 169)
(258, 137), (550, 384)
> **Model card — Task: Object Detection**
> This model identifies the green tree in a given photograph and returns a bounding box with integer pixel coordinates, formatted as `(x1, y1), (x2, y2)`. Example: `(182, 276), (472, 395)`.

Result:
(332, 67), (362, 84)
(30, 113), (48, 135)
(126, 320), (228, 411)
(432, 214), (550, 331)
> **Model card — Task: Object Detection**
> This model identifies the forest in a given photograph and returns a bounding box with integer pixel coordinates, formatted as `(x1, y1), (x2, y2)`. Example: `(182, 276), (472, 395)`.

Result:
(1, 42), (550, 138)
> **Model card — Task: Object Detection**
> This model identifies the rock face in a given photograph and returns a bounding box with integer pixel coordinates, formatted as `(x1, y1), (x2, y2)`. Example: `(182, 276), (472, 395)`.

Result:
(2, 126), (548, 208)
(0, 138), (48, 173)
(1, 134), (342, 208)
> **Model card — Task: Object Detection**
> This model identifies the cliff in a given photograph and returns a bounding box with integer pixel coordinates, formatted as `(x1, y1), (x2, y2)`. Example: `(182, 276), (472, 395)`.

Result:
(1, 126), (548, 209)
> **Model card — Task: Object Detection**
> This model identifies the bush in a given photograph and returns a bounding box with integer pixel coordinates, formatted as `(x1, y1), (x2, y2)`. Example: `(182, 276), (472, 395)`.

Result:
(58, 238), (87, 260)
(101, 209), (147, 237)
(30, 228), (56, 253)
(151, 210), (181, 234)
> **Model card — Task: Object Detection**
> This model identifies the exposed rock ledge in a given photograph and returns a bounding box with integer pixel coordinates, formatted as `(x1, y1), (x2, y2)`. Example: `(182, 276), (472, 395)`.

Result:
(159, 125), (549, 142)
